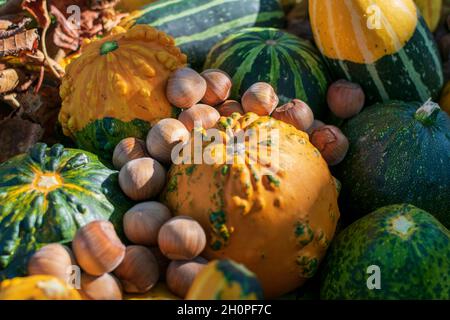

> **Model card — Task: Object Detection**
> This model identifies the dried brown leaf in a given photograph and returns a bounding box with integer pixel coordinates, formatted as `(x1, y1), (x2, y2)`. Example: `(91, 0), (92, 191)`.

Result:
(0, 28), (39, 57)
(21, 0), (51, 28)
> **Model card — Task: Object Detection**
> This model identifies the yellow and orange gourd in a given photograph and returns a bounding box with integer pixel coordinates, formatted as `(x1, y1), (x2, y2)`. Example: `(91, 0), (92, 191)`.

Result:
(163, 113), (340, 298)
(0, 275), (81, 300)
(59, 25), (187, 158)
(309, 0), (443, 105)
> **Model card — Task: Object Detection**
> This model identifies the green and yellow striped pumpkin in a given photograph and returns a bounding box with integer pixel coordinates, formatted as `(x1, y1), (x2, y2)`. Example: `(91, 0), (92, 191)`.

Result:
(204, 27), (331, 118)
(0, 143), (132, 279)
(309, 0), (443, 105)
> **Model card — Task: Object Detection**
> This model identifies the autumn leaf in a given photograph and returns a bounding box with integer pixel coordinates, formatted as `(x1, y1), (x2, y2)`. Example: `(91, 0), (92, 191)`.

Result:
(21, 0), (61, 79)
(21, 0), (50, 28)
(0, 28), (39, 57)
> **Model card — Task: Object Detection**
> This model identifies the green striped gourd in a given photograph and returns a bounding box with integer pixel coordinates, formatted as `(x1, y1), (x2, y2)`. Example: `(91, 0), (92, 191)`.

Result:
(334, 100), (450, 228)
(309, 0), (443, 105)
(321, 204), (450, 300)
(0, 143), (132, 279)
(204, 27), (331, 119)
(121, 0), (286, 69)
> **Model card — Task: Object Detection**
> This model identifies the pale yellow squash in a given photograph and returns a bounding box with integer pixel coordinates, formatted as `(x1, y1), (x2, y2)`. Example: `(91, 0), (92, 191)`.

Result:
(0, 276), (81, 300)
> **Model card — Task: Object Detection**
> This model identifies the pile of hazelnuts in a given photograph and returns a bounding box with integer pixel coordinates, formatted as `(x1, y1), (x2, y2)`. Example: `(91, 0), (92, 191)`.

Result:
(114, 69), (366, 207)
(164, 67), (366, 167)
(27, 206), (209, 300)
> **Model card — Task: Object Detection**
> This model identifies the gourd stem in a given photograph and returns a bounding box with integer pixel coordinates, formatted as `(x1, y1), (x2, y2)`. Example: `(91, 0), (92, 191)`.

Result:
(100, 41), (119, 55)
(414, 99), (441, 126)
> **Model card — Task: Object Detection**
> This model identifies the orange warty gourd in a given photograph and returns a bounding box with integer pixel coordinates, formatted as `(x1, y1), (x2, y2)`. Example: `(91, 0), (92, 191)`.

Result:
(162, 113), (340, 298)
(0, 275), (81, 300)
(59, 25), (187, 158)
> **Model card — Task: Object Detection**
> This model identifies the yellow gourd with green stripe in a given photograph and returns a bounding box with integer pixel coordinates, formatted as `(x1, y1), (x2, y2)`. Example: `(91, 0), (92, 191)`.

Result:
(0, 276), (81, 300)
(309, 0), (443, 105)
(58, 25), (187, 158)
(414, 0), (442, 31)
(186, 260), (264, 300)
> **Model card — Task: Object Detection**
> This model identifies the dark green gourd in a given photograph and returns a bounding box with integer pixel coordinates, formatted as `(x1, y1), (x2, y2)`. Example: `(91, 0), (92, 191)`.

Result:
(0, 143), (133, 279)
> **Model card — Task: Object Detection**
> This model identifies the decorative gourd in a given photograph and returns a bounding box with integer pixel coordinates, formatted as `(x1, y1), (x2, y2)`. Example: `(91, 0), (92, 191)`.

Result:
(186, 260), (264, 300)
(309, 0), (443, 105)
(162, 113), (340, 298)
(321, 204), (450, 299)
(59, 25), (187, 158)
(439, 81), (450, 115)
(415, 0), (442, 32)
(120, 0), (285, 69)
(204, 27), (331, 119)
(334, 100), (450, 228)
(0, 275), (81, 300)
(0, 143), (132, 279)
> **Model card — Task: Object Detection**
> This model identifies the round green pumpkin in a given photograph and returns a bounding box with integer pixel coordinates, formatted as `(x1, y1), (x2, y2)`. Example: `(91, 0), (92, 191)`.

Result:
(204, 27), (331, 119)
(0, 143), (133, 279)
(321, 204), (450, 300)
(334, 100), (450, 227)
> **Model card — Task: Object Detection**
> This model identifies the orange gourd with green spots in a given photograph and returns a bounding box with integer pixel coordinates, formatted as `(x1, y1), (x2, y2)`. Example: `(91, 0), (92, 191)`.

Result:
(162, 113), (340, 298)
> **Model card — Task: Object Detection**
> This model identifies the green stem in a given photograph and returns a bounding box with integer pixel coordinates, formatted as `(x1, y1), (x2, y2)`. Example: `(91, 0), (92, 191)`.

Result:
(414, 99), (441, 126)
(100, 41), (119, 56)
